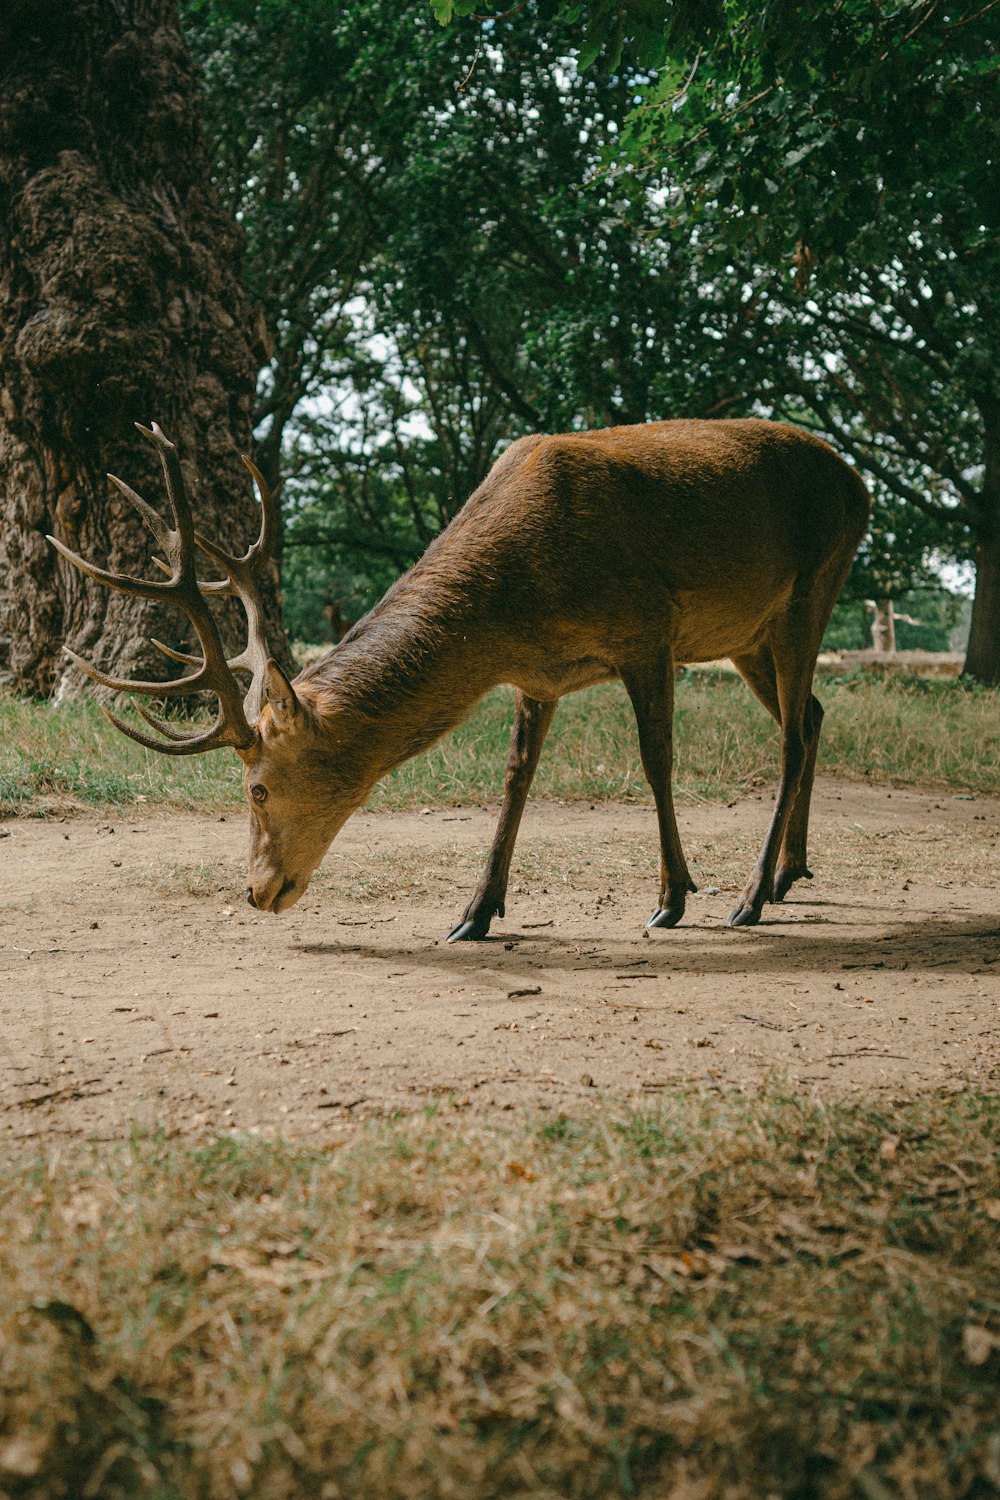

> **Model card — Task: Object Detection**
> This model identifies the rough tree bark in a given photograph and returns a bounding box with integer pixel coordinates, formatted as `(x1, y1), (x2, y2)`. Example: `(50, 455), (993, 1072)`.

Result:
(963, 397), (1000, 686)
(964, 535), (1000, 686)
(0, 0), (287, 697)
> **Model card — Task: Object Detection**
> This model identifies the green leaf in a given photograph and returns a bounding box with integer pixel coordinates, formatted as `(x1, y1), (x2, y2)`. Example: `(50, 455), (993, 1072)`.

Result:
(784, 142), (817, 168)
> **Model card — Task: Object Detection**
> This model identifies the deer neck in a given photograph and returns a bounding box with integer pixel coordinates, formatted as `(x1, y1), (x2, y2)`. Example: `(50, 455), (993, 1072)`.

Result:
(300, 581), (498, 787)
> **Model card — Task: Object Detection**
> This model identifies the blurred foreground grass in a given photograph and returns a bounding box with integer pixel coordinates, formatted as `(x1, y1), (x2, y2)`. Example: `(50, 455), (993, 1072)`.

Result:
(1, 1088), (998, 1499)
(2, 669), (999, 818)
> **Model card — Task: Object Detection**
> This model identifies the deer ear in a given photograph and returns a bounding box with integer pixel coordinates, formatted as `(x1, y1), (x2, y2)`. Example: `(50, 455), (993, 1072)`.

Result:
(263, 659), (300, 732)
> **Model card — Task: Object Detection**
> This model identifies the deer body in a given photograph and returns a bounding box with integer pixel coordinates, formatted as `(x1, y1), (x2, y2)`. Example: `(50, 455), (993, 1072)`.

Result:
(307, 420), (853, 697)
(258, 419), (869, 929)
(52, 418), (869, 935)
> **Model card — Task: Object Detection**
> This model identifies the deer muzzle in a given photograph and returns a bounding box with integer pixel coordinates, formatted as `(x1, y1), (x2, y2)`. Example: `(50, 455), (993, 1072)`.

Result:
(246, 874), (301, 914)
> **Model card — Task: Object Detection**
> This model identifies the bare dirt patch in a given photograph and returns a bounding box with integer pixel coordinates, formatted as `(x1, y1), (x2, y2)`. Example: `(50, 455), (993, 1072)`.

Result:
(2, 778), (998, 1141)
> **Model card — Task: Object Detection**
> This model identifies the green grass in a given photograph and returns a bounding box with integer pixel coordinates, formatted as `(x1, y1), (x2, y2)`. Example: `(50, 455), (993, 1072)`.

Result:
(0, 692), (241, 816)
(3, 670), (999, 818)
(2, 1089), (998, 1498)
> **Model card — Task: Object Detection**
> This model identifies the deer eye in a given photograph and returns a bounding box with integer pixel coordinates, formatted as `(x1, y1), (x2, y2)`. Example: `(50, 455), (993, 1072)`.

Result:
(250, 783), (268, 804)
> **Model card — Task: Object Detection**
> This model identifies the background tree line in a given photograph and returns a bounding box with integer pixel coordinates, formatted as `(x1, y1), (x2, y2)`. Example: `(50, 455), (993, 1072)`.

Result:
(2, 0), (996, 687)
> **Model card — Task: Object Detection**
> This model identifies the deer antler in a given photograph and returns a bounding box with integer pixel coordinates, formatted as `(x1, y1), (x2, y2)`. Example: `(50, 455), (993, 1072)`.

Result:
(191, 454), (283, 722)
(47, 422), (278, 756)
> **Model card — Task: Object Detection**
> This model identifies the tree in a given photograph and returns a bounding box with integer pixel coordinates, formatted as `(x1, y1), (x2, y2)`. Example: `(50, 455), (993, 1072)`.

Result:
(491, 0), (998, 678)
(184, 0), (412, 499)
(184, 0), (522, 634)
(187, 0), (771, 641)
(192, 0), (986, 667)
(0, 0), (286, 697)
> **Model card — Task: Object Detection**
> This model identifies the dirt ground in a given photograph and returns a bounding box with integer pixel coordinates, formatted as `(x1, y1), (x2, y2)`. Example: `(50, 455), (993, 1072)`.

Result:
(2, 778), (998, 1142)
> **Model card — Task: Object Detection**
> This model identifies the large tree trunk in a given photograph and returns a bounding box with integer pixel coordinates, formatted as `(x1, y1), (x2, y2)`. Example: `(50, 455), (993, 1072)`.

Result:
(963, 398), (1000, 686)
(0, 0), (287, 698)
(964, 534), (1000, 685)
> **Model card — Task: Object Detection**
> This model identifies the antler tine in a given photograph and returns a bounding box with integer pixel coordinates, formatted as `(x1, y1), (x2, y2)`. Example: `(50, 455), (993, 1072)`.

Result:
(136, 421), (196, 556)
(242, 456), (284, 573)
(47, 534), (174, 603)
(140, 421), (259, 745)
(62, 645), (209, 698)
(192, 457), (282, 578)
(131, 701), (246, 750)
(48, 432), (196, 605)
(187, 454), (283, 719)
(106, 473), (174, 554)
(150, 638), (201, 666)
(101, 703), (246, 757)
(133, 702), (209, 741)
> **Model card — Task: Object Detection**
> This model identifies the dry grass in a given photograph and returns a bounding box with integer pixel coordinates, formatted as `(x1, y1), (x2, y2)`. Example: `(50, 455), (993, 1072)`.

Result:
(316, 814), (1000, 911)
(3, 671), (999, 820)
(2, 1089), (998, 1499)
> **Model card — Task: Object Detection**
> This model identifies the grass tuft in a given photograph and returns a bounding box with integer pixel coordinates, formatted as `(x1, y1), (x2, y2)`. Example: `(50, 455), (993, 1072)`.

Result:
(1, 1089), (998, 1498)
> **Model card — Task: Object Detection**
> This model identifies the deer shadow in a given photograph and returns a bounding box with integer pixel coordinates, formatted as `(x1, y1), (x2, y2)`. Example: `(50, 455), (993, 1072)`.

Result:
(291, 904), (999, 988)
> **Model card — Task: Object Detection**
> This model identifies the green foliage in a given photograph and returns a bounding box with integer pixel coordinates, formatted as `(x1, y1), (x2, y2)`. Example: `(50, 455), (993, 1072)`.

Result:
(425, 0), (998, 670)
(184, 0), (994, 666)
(183, 1), (825, 623)
(590, 0), (998, 613)
(823, 588), (968, 654)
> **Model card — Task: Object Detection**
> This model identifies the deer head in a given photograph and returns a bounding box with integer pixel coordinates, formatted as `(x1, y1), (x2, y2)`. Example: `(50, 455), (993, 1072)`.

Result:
(238, 658), (371, 912)
(48, 422), (341, 913)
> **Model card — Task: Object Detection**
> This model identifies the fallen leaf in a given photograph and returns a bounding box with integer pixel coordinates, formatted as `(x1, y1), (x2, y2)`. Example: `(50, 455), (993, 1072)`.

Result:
(505, 1160), (537, 1182)
(0, 1435), (47, 1478)
(679, 1249), (718, 1278)
(962, 1324), (998, 1366)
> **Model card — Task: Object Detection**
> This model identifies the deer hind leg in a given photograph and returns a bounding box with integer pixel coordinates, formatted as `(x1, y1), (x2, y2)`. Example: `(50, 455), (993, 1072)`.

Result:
(446, 692), (557, 942)
(730, 644), (825, 904)
(728, 617), (824, 927)
(773, 691), (823, 900)
(619, 653), (697, 929)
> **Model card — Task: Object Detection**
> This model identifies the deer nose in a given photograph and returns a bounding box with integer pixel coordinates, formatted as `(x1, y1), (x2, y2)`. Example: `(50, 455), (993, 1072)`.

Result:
(246, 887), (257, 909)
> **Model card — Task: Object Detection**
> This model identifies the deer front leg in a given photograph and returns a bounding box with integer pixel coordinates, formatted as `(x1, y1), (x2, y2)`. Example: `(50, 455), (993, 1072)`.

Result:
(619, 655), (697, 929)
(446, 692), (557, 942)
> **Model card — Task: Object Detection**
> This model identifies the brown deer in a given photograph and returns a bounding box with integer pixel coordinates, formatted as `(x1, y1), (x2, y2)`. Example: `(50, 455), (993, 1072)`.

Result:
(50, 418), (869, 937)
(323, 594), (356, 644)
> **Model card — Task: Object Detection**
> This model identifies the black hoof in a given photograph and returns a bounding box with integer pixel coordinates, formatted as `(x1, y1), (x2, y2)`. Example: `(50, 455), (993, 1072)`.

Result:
(727, 902), (762, 928)
(647, 904), (684, 929)
(446, 915), (493, 942)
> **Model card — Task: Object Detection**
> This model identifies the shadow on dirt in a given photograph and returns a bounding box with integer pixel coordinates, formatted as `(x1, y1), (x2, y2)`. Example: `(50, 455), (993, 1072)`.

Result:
(292, 908), (1000, 985)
